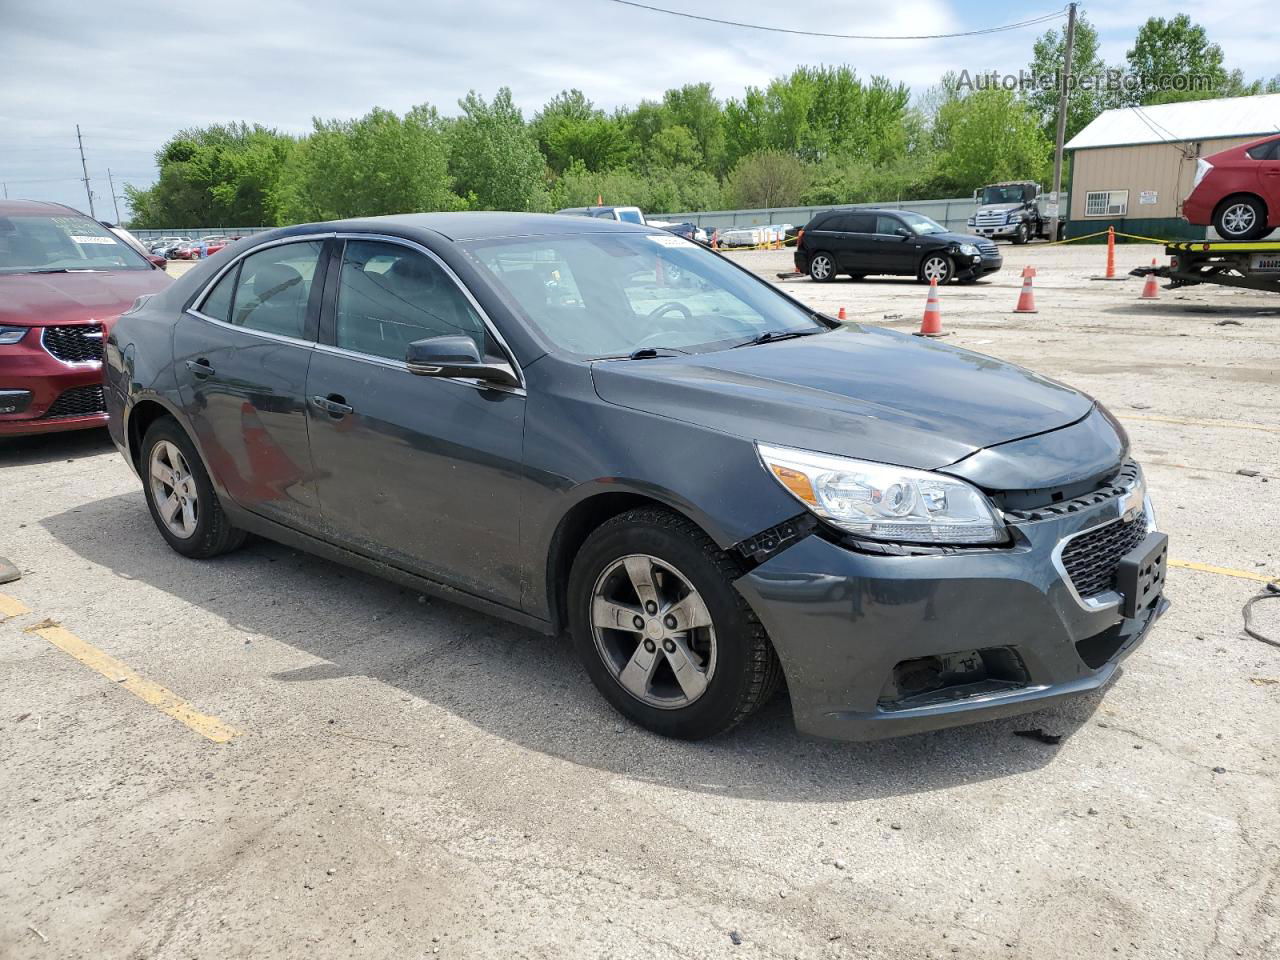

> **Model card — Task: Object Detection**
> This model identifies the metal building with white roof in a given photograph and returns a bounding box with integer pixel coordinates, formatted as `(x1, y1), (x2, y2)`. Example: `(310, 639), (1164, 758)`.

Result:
(1063, 93), (1280, 239)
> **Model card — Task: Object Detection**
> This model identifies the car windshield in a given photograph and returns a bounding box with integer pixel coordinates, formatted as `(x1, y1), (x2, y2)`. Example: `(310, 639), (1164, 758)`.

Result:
(900, 212), (948, 236)
(615, 209), (644, 224)
(0, 214), (148, 273)
(464, 232), (823, 358)
(981, 185), (1030, 204)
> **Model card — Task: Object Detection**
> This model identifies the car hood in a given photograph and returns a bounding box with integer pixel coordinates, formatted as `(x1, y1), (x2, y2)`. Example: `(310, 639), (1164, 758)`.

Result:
(0, 269), (171, 327)
(591, 326), (1096, 474)
(929, 230), (997, 246)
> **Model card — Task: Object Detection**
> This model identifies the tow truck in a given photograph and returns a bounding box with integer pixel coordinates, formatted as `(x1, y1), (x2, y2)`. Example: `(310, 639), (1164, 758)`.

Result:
(1132, 239), (1280, 294)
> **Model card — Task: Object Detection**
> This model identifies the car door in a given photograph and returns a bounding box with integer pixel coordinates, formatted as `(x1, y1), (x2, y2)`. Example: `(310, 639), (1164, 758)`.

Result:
(831, 213), (879, 274)
(174, 237), (328, 532)
(305, 236), (526, 607)
(874, 215), (921, 274)
(1254, 138), (1280, 214)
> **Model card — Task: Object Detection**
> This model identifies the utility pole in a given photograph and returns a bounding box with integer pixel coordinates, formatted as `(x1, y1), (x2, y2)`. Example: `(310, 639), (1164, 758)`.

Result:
(107, 168), (122, 223)
(1048, 2), (1077, 243)
(76, 123), (96, 218)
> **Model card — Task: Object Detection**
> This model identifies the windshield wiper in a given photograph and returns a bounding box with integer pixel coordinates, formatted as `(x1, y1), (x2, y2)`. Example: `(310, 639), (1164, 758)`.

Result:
(598, 346), (689, 361)
(732, 328), (826, 348)
(23, 267), (105, 274)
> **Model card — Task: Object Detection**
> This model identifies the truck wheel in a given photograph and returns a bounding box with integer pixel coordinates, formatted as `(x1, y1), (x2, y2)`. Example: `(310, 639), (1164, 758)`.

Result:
(1214, 196), (1267, 241)
(1012, 222), (1029, 245)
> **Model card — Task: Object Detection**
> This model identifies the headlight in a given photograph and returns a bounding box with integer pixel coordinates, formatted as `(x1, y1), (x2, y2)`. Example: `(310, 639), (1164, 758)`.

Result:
(966, 217), (975, 226)
(1006, 211), (1023, 223)
(958, 242), (980, 256)
(0, 325), (30, 345)
(756, 443), (1005, 544)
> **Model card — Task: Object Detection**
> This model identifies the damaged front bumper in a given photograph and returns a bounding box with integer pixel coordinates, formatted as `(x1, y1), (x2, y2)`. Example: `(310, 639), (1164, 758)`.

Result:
(733, 492), (1168, 741)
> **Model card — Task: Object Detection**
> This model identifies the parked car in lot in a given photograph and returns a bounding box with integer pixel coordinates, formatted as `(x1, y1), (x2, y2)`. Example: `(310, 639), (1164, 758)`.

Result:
(1182, 133), (1280, 241)
(556, 205), (646, 225)
(795, 209), (1003, 284)
(106, 212), (1167, 741)
(0, 199), (171, 436)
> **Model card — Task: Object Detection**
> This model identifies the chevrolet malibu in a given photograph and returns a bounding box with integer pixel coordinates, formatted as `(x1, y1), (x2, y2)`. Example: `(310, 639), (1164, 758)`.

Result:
(105, 213), (1168, 741)
(1, 200), (171, 436)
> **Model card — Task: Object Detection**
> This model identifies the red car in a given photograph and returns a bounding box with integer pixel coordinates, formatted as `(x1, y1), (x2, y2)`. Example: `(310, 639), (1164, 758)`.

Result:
(0, 200), (171, 436)
(1182, 133), (1280, 241)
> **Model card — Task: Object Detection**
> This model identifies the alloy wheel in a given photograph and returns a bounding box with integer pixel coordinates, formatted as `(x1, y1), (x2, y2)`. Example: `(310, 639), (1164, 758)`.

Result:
(810, 254), (833, 280)
(922, 256), (950, 283)
(590, 554), (717, 709)
(149, 440), (198, 539)
(1221, 203), (1256, 236)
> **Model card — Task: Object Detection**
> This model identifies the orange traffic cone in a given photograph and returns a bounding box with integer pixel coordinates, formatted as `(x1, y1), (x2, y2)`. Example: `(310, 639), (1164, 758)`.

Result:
(1140, 259), (1160, 299)
(1014, 265), (1037, 313)
(837, 306), (847, 321)
(914, 279), (946, 337)
(1092, 226), (1125, 281)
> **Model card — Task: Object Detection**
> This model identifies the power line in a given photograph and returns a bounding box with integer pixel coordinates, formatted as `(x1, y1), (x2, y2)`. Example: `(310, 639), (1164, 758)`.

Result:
(603, 0), (1067, 40)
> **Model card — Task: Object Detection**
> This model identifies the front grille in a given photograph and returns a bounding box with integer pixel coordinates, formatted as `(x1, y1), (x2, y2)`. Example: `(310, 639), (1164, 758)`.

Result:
(1060, 515), (1148, 600)
(976, 240), (1001, 258)
(42, 385), (106, 419)
(974, 211), (1009, 227)
(41, 324), (104, 363)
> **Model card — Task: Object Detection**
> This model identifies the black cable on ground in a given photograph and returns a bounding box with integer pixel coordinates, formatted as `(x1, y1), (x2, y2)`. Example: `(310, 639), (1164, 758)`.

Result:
(1243, 581), (1280, 648)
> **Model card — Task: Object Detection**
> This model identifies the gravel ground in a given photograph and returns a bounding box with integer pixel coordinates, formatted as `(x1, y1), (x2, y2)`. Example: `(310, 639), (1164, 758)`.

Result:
(1, 242), (1277, 959)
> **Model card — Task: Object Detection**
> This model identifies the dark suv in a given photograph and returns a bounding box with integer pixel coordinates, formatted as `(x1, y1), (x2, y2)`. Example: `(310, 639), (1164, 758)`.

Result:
(795, 209), (1003, 284)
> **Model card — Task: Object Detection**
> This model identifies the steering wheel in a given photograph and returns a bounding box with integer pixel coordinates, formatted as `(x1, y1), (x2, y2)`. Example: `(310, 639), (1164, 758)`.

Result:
(645, 301), (693, 323)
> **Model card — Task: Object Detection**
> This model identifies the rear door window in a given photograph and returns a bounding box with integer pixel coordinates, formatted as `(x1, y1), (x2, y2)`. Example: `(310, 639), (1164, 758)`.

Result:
(228, 241), (325, 339)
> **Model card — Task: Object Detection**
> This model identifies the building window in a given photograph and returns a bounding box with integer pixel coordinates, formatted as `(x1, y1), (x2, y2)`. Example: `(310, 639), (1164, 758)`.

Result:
(1085, 190), (1129, 217)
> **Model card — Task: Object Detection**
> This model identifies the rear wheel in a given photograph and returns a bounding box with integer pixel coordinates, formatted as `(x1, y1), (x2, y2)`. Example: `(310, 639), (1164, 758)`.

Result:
(919, 254), (953, 285)
(1214, 196), (1268, 241)
(808, 251), (836, 282)
(141, 417), (246, 559)
(567, 508), (782, 739)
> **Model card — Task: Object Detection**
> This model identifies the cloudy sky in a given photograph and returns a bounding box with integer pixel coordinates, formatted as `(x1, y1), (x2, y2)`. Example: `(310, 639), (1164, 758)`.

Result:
(1, 0), (1273, 218)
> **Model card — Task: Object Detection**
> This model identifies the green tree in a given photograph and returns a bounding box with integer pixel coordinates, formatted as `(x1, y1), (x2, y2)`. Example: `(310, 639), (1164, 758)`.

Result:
(662, 83), (725, 173)
(449, 87), (547, 210)
(723, 151), (809, 208)
(1124, 15), (1248, 104)
(930, 87), (1051, 195)
(532, 90), (626, 173)
(125, 123), (296, 228)
(1026, 14), (1113, 142)
(276, 106), (458, 223)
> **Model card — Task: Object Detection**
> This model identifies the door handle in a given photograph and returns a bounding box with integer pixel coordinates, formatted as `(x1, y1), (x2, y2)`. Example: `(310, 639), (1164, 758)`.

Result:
(310, 394), (353, 417)
(185, 358), (215, 378)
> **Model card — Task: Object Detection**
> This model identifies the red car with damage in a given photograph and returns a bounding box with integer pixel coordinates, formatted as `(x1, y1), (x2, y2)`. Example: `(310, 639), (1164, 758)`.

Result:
(1182, 133), (1280, 241)
(0, 200), (172, 437)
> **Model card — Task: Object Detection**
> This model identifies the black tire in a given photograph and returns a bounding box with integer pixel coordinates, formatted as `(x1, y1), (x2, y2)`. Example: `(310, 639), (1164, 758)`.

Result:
(140, 416), (246, 559)
(1012, 222), (1029, 245)
(567, 507), (782, 740)
(1213, 196), (1268, 241)
(919, 253), (953, 285)
(807, 251), (837, 282)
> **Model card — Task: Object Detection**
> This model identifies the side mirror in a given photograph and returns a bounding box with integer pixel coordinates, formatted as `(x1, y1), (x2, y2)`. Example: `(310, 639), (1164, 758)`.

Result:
(146, 254), (167, 269)
(895, 227), (913, 240)
(405, 335), (520, 388)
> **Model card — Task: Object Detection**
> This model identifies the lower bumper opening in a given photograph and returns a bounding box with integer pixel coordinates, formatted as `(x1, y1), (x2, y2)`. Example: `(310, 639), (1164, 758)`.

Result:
(878, 647), (1031, 711)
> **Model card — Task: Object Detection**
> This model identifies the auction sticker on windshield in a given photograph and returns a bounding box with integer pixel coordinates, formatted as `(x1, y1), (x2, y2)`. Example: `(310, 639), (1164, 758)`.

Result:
(70, 235), (116, 244)
(649, 234), (695, 247)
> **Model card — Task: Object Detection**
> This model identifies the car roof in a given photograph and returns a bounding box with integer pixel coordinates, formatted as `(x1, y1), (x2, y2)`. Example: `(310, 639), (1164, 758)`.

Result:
(0, 199), (87, 217)
(271, 211), (658, 243)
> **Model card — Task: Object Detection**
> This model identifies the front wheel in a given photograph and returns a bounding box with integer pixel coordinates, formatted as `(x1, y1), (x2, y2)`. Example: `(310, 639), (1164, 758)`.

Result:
(567, 508), (782, 740)
(1214, 196), (1268, 241)
(807, 251), (836, 282)
(1012, 222), (1029, 245)
(919, 254), (953, 285)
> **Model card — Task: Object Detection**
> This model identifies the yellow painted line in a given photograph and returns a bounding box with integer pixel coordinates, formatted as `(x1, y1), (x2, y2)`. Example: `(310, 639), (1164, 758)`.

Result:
(24, 622), (240, 744)
(0, 593), (31, 618)
(1168, 560), (1279, 585)
(1122, 413), (1279, 434)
